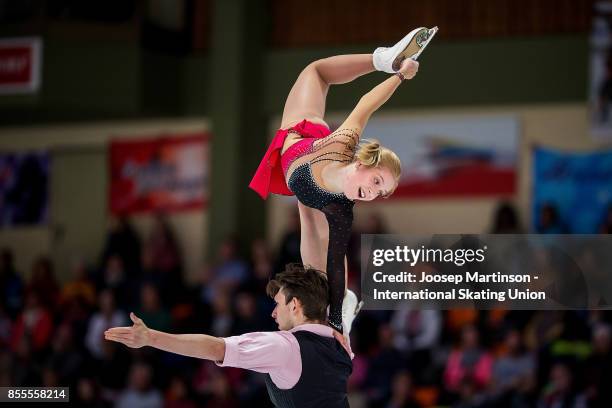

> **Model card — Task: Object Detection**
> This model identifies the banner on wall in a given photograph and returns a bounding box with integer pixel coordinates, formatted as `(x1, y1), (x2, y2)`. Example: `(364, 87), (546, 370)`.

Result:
(109, 133), (209, 214)
(0, 151), (49, 226)
(590, 1), (612, 140)
(532, 147), (612, 233)
(0, 37), (42, 94)
(361, 115), (518, 198)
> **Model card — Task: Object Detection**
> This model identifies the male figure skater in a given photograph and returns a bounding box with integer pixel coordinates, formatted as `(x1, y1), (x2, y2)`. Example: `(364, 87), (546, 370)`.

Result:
(105, 264), (353, 408)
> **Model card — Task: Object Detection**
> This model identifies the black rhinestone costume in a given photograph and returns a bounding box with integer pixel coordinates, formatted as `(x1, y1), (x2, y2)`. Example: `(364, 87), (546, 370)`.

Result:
(284, 128), (359, 333)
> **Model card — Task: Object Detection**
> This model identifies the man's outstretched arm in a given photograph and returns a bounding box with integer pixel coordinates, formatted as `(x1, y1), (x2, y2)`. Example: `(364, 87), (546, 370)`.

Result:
(105, 312), (226, 362)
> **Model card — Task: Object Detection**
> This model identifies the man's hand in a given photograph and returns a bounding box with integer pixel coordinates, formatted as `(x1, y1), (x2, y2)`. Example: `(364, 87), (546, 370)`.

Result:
(332, 329), (354, 360)
(399, 59), (419, 80)
(104, 312), (150, 348)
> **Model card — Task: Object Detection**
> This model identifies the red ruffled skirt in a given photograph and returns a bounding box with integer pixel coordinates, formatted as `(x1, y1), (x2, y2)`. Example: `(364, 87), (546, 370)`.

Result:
(249, 119), (331, 199)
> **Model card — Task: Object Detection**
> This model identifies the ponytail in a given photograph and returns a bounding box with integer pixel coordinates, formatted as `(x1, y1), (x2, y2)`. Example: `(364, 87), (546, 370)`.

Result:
(355, 139), (402, 185)
(356, 139), (383, 167)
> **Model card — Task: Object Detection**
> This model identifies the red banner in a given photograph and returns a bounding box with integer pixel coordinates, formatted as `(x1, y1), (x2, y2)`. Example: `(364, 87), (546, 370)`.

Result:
(0, 37), (42, 94)
(109, 133), (209, 214)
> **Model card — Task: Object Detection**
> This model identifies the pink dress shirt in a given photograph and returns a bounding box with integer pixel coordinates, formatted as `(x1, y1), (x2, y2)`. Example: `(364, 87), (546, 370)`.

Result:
(217, 323), (352, 389)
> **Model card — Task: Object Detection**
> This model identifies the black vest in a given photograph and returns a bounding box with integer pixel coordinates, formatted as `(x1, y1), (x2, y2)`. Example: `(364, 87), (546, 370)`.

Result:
(264, 330), (352, 408)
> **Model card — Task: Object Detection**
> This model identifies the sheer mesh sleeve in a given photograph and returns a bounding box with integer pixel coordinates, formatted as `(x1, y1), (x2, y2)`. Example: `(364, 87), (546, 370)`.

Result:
(284, 128), (359, 180)
(321, 201), (354, 333)
(310, 128), (359, 165)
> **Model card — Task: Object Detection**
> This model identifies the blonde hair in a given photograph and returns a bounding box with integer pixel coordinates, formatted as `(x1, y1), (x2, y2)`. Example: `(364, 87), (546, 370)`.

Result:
(355, 139), (401, 197)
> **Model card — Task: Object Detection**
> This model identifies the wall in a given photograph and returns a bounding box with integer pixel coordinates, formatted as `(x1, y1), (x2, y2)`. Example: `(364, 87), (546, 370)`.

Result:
(0, 118), (209, 283)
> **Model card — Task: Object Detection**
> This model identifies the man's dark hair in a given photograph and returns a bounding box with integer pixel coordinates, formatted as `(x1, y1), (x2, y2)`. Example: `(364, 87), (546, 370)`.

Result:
(266, 264), (329, 322)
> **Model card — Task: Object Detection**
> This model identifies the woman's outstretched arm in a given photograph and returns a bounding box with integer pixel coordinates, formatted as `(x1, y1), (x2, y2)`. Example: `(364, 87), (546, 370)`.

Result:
(340, 59), (419, 134)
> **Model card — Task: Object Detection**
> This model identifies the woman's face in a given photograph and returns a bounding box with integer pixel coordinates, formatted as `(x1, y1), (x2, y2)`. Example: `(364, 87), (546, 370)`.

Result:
(345, 163), (397, 201)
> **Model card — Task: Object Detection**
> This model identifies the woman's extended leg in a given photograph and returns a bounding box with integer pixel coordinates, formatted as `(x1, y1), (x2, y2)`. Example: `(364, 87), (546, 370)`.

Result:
(280, 54), (375, 130)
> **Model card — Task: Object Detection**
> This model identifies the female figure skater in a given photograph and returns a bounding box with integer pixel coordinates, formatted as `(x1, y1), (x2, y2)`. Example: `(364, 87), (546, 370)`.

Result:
(250, 27), (438, 335)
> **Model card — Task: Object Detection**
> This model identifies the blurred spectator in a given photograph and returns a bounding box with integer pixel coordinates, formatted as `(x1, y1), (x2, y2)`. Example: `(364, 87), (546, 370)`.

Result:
(230, 290), (267, 335)
(490, 202), (523, 233)
(352, 309), (394, 356)
(246, 239), (276, 329)
(61, 259), (97, 308)
(390, 307), (441, 384)
(98, 255), (133, 308)
(248, 238), (274, 293)
(444, 325), (493, 394)
(26, 256), (59, 310)
(101, 216), (141, 274)
(201, 236), (249, 304)
(584, 323), (612, 408)
(273, 208), (302, 274)
(146, 213), (182, 275)
(85, 289), (126, 359)
(490, 328), (536, 405)
(537, 312), (591, 387)
(385, 370), (419, 408)
(59, 295), (92, 351)
(74, 377), (110, 407)
(11, 336), (41, 385)
(524, 311), (564, 351)
(136, 283), (171, 332)
(209, 289), (233, 338)
(538, 362), (587, 408)
(536, 203), (568, 234)
(201, 367), (239, 408)
(453, 377), (488, 408)
(446, 309), (479, 335)
(10, 291), (53, 354)
(97, 339), (130, 400)
(144, 213), (184, 305)
(116, 362), (163, 408)
(0, 304), (12, 348)
(391, 307), (441, 353)
(41, 365), (59, 387)
(363, 323), (407, 407)
(0, 248), (24, 318)
(599, 204), (612, 233)
(0, 351), (12, 386)
(45, 323), (84, 387)
(347, 354), (369, 408)
(165, 375), (198, 408)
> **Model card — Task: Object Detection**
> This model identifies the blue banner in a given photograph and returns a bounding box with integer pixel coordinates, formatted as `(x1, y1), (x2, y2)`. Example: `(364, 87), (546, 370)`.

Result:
(0, 151), (49, 226)
(533, 147), (612, 233)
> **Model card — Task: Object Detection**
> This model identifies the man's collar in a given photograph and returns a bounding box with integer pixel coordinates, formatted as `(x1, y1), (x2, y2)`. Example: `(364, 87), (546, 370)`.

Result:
(289, 323), (333, 338)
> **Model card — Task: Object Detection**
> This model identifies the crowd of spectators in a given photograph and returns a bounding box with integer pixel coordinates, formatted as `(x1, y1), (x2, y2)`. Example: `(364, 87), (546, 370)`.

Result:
(0, 206), (611, 408)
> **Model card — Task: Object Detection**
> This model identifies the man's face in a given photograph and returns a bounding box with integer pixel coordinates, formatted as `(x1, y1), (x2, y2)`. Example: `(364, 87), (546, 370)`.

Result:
(271, 289), (294, 331)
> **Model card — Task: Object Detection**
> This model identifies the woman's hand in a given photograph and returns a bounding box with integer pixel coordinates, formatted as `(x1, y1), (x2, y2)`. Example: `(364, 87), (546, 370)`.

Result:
(340, 56), (418, 131)
(104, 312), (150, 348)
(398, 59), (419, 80)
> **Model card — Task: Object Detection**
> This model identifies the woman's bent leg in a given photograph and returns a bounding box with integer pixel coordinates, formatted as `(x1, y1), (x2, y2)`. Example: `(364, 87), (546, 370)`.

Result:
(280, 54), (375, 129)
